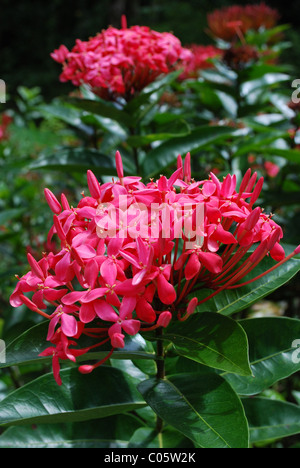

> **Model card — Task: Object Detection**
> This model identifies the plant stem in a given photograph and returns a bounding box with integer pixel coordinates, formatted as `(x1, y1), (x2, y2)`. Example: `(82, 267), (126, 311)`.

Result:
(155, 326), (165, 434)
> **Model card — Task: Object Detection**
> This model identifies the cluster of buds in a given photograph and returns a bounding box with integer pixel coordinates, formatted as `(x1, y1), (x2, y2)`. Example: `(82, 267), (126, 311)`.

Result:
(10, 151), (299, 385)
(51, 17), (192, 101)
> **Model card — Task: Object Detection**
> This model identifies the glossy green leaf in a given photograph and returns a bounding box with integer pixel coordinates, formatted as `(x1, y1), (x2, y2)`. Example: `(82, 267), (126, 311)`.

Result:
(0, 321), (155, 369)
(138, 373), (249, 448)
(243, 397), (300, 444)
(65, 97), (132, 127)
(241, 73), (290, 97)
(195, 247), (300, 316)
(225, 317), (300, 395)
(124, 70), (181, 119)
(0, 367), (146, 427)
(126, 119), (190, 147)
(0, 414), (142, 448)
(28, 147), (116, 176)
(128, 426), (194, 449)
(142, 126), (246, 178)
(0, 208), (25, 225)
(39, 102), (88, 129)
(159, 313), (251, 376)
(233, 132), (287, 157)
(224, 317), (300, 396)
(252, 147), (300, 164)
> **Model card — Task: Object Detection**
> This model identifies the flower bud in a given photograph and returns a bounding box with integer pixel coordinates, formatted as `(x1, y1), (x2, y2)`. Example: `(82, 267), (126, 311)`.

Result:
(44, 188), (62, 214)
(115, 150), (124, 179)
(157, 311), (172, 328)
(295, 245), (300, 255)
(87, 170), (101, 199)
(187, 297), (198, 316)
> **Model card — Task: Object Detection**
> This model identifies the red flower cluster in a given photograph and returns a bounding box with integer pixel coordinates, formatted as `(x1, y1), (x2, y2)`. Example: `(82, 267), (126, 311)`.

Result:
(10, 152), (299, 385)
(207, 3), (280, 42)
(179, 45), (222, 80)
(0, 114), (13, 141)
(51, 19), (192, 101)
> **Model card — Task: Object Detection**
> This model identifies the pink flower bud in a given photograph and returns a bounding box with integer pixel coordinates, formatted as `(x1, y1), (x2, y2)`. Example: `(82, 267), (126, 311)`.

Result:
(87, 170), (101, 199)
(53, 215), (66, 241)
(249, 239), (268, 264)
(121, 15), (128, 29)
(78, 365), (94, 375)
(187, 297), (198, 316)
(294, 245), (300, 255)
(184, 152), (191, 182)
(110, 333), (125, 348)
(250, 177), (264, 206)
(115, 150), (124, 179)
(27, 253), (44, 279)
(44, 188), (62, 214)
(239, 168), (252, 195)
(267, 228), (281, 252)
(61, 193), (70, 210)
(157, 311), (172, 328)
(244, 207), (261, 231)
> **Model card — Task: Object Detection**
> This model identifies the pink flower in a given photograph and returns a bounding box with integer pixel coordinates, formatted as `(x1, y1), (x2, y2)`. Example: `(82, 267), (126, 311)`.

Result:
(51, 23), (192, 101)
(179, 45), (223, 80)
(10, 151), (299, 385)
(264, 161), (280, 178)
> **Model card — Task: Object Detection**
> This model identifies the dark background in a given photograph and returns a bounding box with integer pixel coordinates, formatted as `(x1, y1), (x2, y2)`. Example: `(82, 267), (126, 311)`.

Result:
(2, 0), (300, 100)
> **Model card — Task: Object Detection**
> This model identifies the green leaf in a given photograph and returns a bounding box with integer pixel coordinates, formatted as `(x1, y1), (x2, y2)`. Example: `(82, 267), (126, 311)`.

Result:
(233, 132), (287, 157)
(195, 247), (300, 316)
(0, 321), (155, 369)
(253, 147), (300, 164)
(126, 119), (190, 147)
(142, 126), (246, 178)
(65, 97), (132, 127)
(28, 147), (116, 176)
(0, 414), (142, 448)
(0, 367), (146, 427)
(243, 397), (300, 444)
(0, 208), (25, 225)
(138, 373), (249, 448)
(159, 313), (251, 376)
(124, 71), (181, 120)
(224, 317), (300, 396)
(39, 102), (88, 129)
(128, 426), (194, 449)
(241, 73), (290, 97)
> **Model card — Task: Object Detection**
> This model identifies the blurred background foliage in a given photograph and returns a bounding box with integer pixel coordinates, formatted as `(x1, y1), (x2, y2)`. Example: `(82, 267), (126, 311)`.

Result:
(2, 0), (300, 99)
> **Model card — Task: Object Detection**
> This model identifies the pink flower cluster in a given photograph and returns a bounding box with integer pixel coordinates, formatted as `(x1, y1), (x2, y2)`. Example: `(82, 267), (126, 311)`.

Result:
(179, 45), (222, 80)
(51, 19), (192, 101)
(10, 152), (299, 385)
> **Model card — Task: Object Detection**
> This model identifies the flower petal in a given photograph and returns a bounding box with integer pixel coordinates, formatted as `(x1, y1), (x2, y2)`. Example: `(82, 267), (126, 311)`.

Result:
(79, 303), (96, 323)
(94, 300), (118, 322)
(61, 314), (78, 337)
